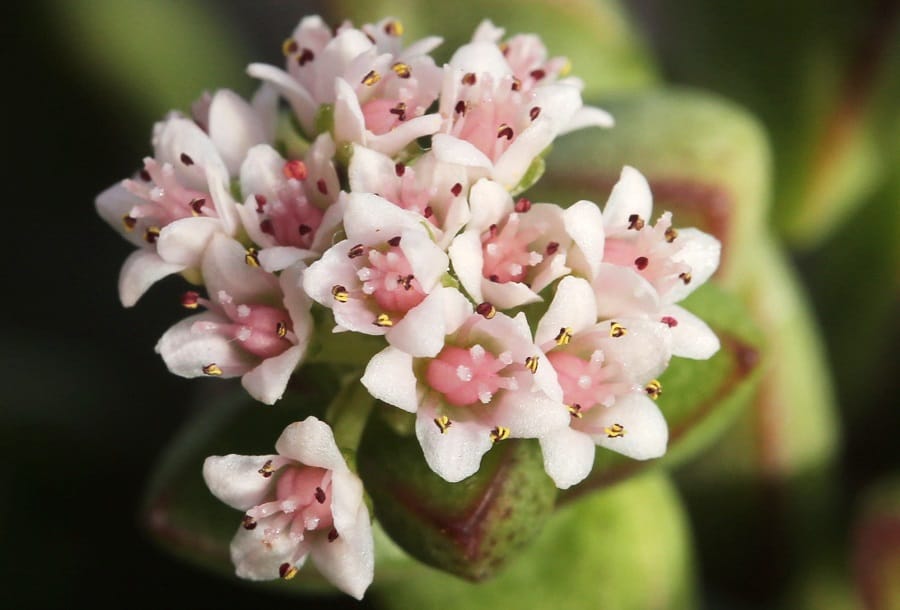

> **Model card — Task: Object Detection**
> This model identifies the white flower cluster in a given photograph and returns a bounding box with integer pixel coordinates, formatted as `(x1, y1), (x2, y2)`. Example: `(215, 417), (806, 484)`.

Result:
(96, 16), (720, 599)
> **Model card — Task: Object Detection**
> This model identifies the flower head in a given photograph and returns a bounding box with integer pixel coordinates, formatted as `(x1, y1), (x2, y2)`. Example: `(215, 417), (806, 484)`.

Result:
(203, 417), (374, 599)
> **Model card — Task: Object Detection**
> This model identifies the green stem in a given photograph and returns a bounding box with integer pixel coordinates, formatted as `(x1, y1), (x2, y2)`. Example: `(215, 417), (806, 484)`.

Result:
(325, 374), (376, 459)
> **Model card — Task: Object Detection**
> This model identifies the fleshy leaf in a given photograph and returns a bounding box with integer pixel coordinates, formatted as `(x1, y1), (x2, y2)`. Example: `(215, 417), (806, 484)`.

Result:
(357, 410), (557, 581)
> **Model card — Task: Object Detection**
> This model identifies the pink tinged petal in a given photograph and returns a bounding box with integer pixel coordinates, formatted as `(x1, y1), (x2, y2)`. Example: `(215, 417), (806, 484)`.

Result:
(387, 289), (451, 357)
(564, 200), (605, 280)
(239, 145), (284, 202)
(664, 228), (721, 304)
(95, 183), (148, 247)
(559, 105), (615, 135)
(203, 234), (276, 304)
(597, 318), (673, 383)
(242, 344), (304, 405)
(361, 347), (419, 413)
(251, 84), (280, 142)
(660, 305), (721, 360)
(432, 134), (493, 171)
(366, 113), (443, 157)
(400, 230), (448, 291)
(309, 504), (374, 600)
(231, 520), (305, 581)
(118, 249), (186, 307)
(343, 193), (425, 244)
(492, 119), (555, 189)
(449, 41), (511, 77)
(415, 401), (495, 483)
(481, 279), (542, 310)
(448, 231), (485, 302)
(333, 78), (366, 146)
(535, 276), (598, 345)
(493, 388), (569, 438)
(602, 166), (653, 232)
(208, 89), (268, 175)
(247, 63), (317, 134)
(593, 263), (660, 319)
(155, 312), (255, 378)
(274, 417), (347, 471)
(202, 454), (279, 511)
(318, 30), (375, 98)
(401, 35), (444, 58)
(153, 117), (228, 192)
(591, 393), (668, 460)
(539, 426), (596, 490)
(156, 216), (223, 267)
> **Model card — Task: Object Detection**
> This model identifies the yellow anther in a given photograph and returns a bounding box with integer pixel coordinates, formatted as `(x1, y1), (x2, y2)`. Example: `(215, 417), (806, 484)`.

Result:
(391, 62), (411, 78)
(258, 460), (275, 478)
(679, 272), (692, 285)
(242, 515), (257, 530)
(490, 426), (510, 443)
(384, 20), (404, 36)
(282, 38), (298, 56)
(244, 247), (260, 267)
(331, 285), (349, 303)
(144, 226), (161, 244)
(525, 356), (539, 374)
(362, 70), (381, 86)
(202, 363), (223, 376)
(279, 563), (299, 580)
(610, 322), (627, 338)
(604, 423), (626, 438)
(627, 214), (645, 230)
(122, 215), (137, 232)
(665, 227), (678, 243)
(276, 321), (288, 338)
(554, 327), (573, 346)
(434, 415), (452, 434)
(560, 59), (572, 77)
(645, 379), (662, 400)
(375, 313), (394, 327)
(567, 404), (584, 418)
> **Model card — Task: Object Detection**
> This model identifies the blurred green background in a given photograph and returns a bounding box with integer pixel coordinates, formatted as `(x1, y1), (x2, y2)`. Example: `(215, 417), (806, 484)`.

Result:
(2, 1), (897, 608)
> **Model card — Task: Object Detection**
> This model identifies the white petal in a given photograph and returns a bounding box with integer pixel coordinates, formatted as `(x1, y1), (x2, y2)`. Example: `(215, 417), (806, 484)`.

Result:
(155, 312), (255, 378)
(564, 200), (605, 279)
(439, 286), (474, 335)
(302, 242), (360, 308)
(208, 89), (268, 175)
(367, 114), (443, 157)
(591, 393), (668, 460)
(661, 305), (721, 360)
(156, 216), (223, 267)
(275, 416), (347, 471)
(593, 263), (660, 319)
(343, 193), (425, 244)
(329, 468), (366, 535)
(492, 119), (554, 189)
(386, 290), (448, 358)
(95, 183), (146, 247)
(333, 78), (366, 146)
(493, 390), (569, 438)
(449, 42), (511, 77)
(247, 63), (317, 134)
(467, 178), (511, 229)
(310, 504), (374, 600)
(535, 276), (598, 345)
(471, 19), (504, 43)
(231, 522), (303, 581)
(559, 105), (615, 135)
(153, 117), (228, 192)
(202, 234), (277, 304)
(448, 231), (485, 302)
(241, 345), (304, 405)
(664, 229), (721, 303)
(348, 144), (394, 193)
(257, 246), (314, 273)
(415, 402), (494, 482)
(432, 134), (493, 170)
(603, 166), (653, 232)
(361, 347), (419, 412)
(597, 318), (672, 382)
(481, 279), (542, 309)
(539, 426), (596, 489)
(118, 249), (185, 307)
(202, 454), (278, 511)
(400, 229), (448, 291)
(239, 144), (284, 202)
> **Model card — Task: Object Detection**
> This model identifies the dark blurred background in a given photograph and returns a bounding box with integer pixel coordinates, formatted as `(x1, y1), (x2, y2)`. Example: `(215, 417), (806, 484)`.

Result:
(2, 1), (897, 608)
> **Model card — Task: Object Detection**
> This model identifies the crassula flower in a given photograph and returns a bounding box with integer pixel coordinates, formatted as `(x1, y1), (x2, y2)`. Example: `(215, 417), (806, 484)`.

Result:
(303, 192), (459, 357)
(448, 178), (604, 309)
(361, 304), (570, 483)
(96, 90), (270, 306)
(155, 233), (311, 404)
(533, 277), (672, 489)
(432, 31), (613, 190)
(248, 15), (443, 155)
(203, 417), (374, 599)
(592, 166), (722, 359)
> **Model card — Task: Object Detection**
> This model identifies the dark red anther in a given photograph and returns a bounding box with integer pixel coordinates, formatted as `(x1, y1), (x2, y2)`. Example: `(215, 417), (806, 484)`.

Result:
(423, 206), (434, 219)
(462, 72), (477, 85)
(298, 223), (312, 236)
(317, 179), (328, 194)
(314, 487), (326, 504)
(634, 256), (649, 270)
(529, 106), (541, 121)
(180, 153), (194, 166)
(476, 302), (496, 319)
(514, 197), (532, 213)
(328, 528), (339, 542)
(254, 194), (267, 212)
(139, 168), (152, 182)
(454, 100), (467, 115)
(298, 48), (315, 66)
(388, 236), (401, 247)
(260, 219), (275, 235)
(451, 183), (463, 197)
(546, 241), (559, 255)
(661, 316), (678, 328)
(394, 162), (406, 177)
(529, 68), (546, 80)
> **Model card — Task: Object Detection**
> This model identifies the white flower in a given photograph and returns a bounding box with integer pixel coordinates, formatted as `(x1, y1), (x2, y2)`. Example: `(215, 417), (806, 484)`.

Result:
(248, 15), (443, 155)
(155, 234), (311, 405)
(203, 417), (374, 599)
(361, 307), (569, 483)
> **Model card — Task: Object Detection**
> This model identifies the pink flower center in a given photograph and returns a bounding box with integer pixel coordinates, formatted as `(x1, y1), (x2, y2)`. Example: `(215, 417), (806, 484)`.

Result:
(124, 158), (218, 228)
(426, 344), (518, 406)
(355, 243), (427, 314)
(603, 212), (691, 296)
(547, 350), (629, 412)
(246, 465), (335, 544)
(193, 290), (294, 360)
(481, 214), (543, 283)
(450, 74), (526, 163)
(254, 173), (325, 249)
